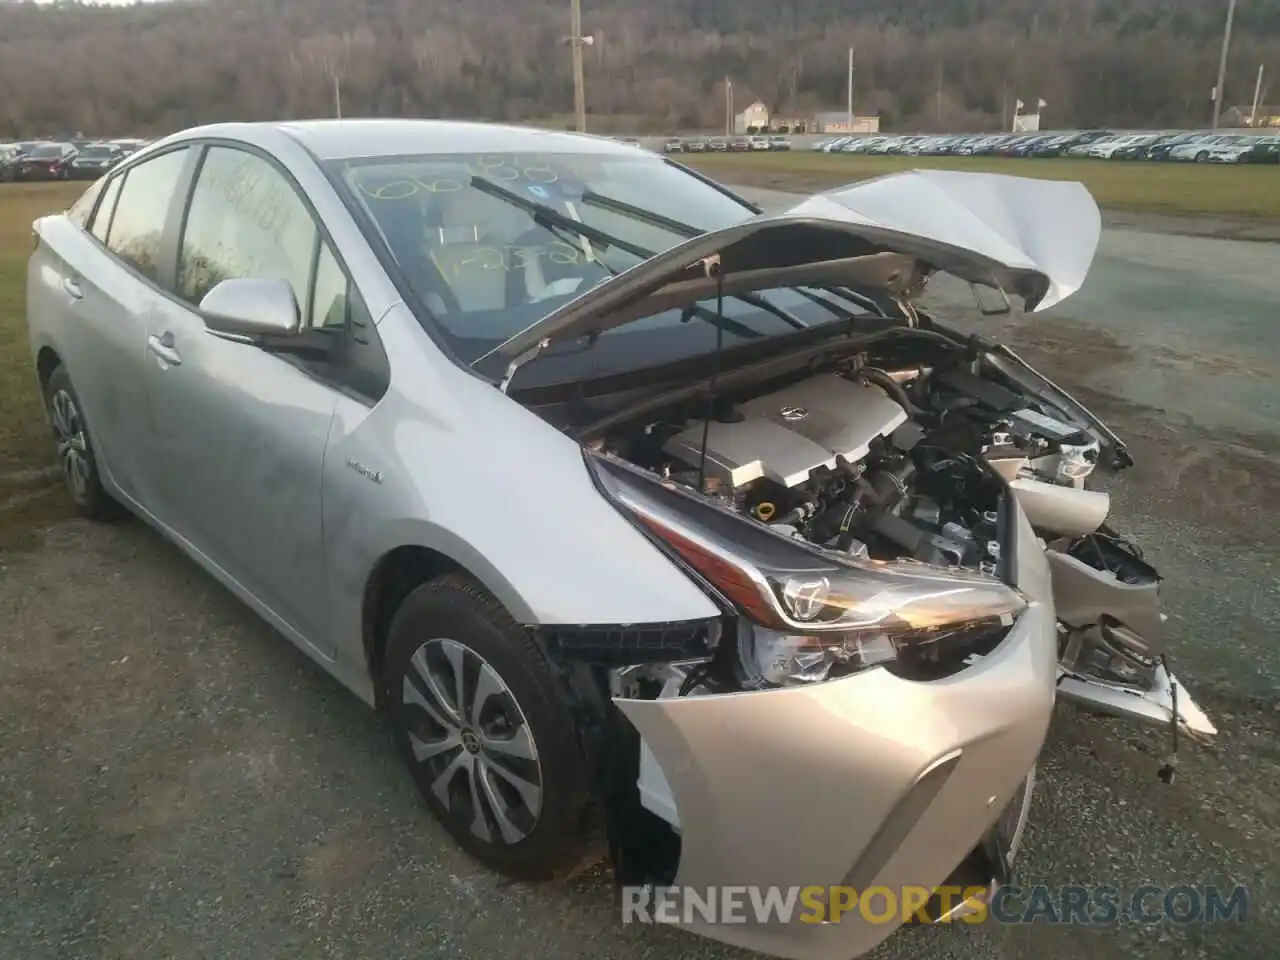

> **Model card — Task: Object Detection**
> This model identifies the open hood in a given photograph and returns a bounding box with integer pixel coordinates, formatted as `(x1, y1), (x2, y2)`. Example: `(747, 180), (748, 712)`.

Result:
(484, 170), (1102, 365)
(782, 170), (1101, 313)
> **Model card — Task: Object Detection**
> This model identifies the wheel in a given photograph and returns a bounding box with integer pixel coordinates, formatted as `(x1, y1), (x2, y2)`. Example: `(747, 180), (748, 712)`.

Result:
(383, 574), (597, 881)
(1196, 151), (1209, 163)
(43, 365), (125, 521)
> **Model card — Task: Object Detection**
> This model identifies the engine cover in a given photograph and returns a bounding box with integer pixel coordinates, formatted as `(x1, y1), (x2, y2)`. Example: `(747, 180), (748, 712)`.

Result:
(662, 374), (908, 488)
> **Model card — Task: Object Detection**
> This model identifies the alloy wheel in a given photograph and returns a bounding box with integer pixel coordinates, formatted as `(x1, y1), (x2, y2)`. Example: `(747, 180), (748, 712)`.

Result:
(401, 637), (543, 845)
(50, 389), (90, 500)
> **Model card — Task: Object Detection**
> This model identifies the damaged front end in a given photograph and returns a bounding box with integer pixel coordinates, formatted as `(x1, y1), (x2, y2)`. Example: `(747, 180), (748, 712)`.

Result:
(535, 451), (1056, 960)
(511, 169), (1214, 957)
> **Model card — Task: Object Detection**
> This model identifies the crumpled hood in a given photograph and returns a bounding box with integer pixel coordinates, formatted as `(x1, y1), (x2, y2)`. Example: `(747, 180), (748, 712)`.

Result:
(486, 169), (1102, 363)
(780, 170), (1101, 313)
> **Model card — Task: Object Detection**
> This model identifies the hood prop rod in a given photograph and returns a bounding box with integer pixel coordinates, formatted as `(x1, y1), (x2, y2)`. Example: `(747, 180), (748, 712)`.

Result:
(499, 337), (551, 393)
(695, 254), (725, 495)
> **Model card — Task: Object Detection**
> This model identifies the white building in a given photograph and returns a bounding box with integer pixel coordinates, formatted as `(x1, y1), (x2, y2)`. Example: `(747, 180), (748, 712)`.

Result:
(813, 111), (880, 134)
(734, 100), (770, 133)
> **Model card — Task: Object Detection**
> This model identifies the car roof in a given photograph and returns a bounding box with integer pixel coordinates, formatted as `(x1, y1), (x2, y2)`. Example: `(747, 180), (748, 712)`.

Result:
(162, 119), (649, 162)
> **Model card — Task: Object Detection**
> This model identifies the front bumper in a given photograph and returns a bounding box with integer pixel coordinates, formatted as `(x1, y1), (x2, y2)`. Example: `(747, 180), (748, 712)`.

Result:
(615, 504), (1057, 960)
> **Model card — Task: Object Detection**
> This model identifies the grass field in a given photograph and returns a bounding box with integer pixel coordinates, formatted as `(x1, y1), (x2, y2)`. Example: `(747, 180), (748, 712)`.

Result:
(0, 181), (83, 545)
(681, 153), (1280, 222)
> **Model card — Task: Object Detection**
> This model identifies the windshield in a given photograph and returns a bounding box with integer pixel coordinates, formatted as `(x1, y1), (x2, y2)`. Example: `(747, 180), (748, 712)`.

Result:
(78, 146), (114, 158)
(29, 145), (64, 159)
(333, 151), (885, 384)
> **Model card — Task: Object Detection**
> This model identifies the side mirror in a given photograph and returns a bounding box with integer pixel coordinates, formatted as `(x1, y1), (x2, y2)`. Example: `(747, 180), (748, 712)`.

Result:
(199, 277), (301, 339)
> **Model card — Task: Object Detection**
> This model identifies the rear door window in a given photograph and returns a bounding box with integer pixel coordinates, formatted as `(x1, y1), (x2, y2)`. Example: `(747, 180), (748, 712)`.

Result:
(105, 148), (191, 283)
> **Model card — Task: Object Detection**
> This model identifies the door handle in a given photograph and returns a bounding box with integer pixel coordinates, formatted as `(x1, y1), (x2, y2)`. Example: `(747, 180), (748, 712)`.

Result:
(147, 332), (182, 367)
(61, 277), (83, 300)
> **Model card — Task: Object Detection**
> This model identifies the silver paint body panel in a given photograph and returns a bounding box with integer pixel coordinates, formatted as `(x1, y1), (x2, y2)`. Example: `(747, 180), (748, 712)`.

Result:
(616, 504), (1056, 960)
(26, 121), (722, 707)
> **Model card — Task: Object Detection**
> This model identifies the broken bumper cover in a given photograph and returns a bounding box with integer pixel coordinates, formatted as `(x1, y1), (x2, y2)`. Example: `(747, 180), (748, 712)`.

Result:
(614, 505), (1057, 960)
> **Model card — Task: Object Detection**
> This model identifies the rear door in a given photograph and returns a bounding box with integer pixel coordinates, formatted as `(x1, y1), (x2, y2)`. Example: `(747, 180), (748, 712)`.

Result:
(26, 148), (195, 505)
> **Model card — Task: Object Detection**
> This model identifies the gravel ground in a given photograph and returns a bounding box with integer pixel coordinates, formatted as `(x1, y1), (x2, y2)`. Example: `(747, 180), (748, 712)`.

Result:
(1, 190), (1277, 960)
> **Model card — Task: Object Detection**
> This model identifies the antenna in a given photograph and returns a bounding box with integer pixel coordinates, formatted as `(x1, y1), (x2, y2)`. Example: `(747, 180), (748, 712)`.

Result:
(695, 253), (725, 495)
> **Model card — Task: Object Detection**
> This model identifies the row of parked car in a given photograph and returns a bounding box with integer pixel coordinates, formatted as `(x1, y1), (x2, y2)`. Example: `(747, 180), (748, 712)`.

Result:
(662, 134), (793, 153)
(815, 129), (1280, 164)
(0, 137), (150, 182)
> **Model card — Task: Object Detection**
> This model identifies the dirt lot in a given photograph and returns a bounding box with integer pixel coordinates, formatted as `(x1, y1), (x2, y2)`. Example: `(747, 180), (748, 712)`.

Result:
(1, 180), (1278, 960)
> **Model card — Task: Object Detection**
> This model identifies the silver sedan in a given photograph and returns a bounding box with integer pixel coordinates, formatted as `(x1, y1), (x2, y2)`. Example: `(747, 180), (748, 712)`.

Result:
(26, 120), (1214, 960)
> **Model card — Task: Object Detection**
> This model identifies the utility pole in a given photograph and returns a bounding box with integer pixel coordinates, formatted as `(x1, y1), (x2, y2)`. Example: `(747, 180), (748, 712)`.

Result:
(725, 77), (734, 135)
(1250, 64), (1266, 127)
(846, 46), (854, 130)
(567, 0), (591, 133)
(1211, 0), (1238, 129)
(936, 65), (943, 128)
(333, 74), (342, 119)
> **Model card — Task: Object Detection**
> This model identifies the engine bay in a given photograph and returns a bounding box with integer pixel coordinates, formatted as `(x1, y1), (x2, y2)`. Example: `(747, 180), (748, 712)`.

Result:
(557, 331), (1217, 888)
(587, 346), (1105, 576)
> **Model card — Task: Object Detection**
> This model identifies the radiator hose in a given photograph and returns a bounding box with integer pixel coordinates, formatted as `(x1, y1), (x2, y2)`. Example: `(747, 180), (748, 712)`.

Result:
(857, 367), (921, 416)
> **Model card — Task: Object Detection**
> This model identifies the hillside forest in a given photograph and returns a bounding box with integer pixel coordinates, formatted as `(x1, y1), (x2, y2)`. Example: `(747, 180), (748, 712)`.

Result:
(0, 0), (1277, 137)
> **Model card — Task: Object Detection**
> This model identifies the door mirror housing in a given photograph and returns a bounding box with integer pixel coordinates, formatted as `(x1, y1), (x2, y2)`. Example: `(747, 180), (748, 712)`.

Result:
(199, 277), (302, 339)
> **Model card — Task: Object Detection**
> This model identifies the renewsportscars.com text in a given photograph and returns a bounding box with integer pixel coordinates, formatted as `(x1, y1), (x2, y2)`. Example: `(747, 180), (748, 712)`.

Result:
(622, 884), (1250, 926)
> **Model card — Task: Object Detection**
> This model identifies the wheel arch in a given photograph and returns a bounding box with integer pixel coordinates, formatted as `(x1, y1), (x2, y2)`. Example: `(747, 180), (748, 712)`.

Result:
(360, 542), (537, 707)
(36, 345), (62, 392)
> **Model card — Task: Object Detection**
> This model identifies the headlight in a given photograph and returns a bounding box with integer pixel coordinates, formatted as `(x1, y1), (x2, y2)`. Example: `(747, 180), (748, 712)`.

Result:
(587, 452), (1027, 687)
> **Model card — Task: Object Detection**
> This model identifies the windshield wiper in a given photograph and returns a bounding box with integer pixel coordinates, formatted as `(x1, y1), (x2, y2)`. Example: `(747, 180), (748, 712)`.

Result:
(469, 176), (647, 263)
(578, 189), (895, 324)
(577, 188), (810, 331)
(579, 189), (704, 239)
(472, 176), (777, 343)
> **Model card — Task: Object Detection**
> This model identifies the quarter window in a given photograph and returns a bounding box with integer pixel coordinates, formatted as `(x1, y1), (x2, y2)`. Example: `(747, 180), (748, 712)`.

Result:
(177, 146), (317, 314)
(311, 242), (349, 330)
(66, 178), (105, 229)
(105, 148), (190, 282)
(90, 175), (124, 244)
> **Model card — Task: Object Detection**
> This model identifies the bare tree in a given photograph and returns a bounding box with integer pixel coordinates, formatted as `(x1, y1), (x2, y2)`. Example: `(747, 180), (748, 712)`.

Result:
(0, 0), (1277, 136)
(291, 29), (375, 118)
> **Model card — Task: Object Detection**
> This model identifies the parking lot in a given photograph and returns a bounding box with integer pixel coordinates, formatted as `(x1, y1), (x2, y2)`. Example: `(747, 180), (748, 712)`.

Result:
(2, 175), (1279, 960)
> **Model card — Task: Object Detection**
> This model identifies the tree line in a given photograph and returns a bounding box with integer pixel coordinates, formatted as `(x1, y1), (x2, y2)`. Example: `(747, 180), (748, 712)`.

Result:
(0, 0), (1277, 137)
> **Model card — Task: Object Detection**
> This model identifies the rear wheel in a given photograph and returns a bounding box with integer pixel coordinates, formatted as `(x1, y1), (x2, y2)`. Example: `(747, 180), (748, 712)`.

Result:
(383, 574), (598, 880)
(43, 365), (125, 521)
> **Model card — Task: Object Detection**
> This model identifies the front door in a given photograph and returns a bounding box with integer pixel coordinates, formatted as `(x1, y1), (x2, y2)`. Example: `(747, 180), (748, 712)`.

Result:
(142, 145), (340, 652)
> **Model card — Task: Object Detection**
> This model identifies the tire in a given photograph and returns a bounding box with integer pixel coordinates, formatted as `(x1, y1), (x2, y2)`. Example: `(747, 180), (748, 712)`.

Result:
(1196, 151), (1209, 163)
(43, 365), (126, 521)
(383, 574), (597, 881)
